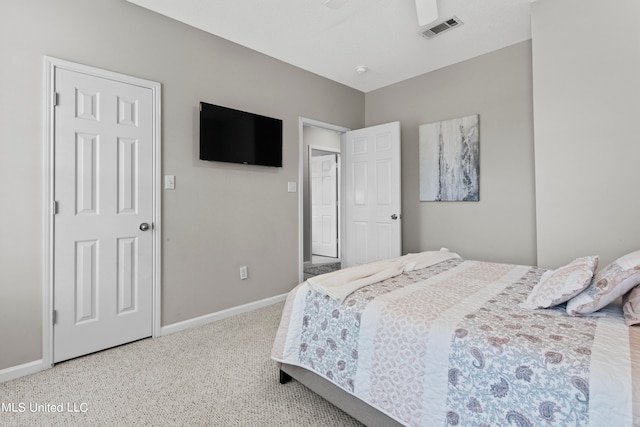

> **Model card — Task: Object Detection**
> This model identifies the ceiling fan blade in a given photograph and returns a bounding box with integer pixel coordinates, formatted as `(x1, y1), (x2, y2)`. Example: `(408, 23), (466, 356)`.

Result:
(414, 0), (438, 26)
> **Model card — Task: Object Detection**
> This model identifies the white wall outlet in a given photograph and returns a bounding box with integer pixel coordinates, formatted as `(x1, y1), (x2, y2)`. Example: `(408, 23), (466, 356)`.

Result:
(239, 265), (248, 280)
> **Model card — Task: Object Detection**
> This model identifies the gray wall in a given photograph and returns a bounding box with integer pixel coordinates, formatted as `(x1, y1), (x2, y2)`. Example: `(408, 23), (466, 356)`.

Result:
(0, 0), (364, 370)
(531, 0), (640, 268)
(366, 41), (537, 265)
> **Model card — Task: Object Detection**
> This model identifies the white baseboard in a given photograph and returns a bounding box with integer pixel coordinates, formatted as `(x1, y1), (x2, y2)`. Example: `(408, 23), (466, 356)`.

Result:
(0, 359), (49, 384)
(160, 293), (288, 337)
(1, 294), (288, 383)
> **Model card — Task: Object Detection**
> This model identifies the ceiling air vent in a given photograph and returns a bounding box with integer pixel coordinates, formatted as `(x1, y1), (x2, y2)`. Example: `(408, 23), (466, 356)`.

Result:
(419, 16), (463, 39)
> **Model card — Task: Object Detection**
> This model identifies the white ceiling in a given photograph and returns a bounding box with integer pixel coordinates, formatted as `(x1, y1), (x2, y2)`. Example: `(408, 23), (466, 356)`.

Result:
(126, 0), (533, 93)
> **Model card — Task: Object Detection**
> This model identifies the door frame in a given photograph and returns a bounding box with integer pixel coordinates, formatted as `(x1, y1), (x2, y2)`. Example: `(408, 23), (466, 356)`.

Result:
(298, 117), (350, 283)
(43, 56), (162, 367)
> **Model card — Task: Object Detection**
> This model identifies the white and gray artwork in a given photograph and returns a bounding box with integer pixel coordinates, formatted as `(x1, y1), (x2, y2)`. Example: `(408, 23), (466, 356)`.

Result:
(419, 114), (479, 201)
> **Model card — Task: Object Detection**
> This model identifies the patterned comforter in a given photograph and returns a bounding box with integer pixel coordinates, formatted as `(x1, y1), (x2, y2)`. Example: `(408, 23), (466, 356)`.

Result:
(272, 258), (640, 426)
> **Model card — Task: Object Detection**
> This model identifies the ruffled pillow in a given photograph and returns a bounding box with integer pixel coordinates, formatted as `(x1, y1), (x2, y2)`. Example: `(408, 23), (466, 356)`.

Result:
(520, 256), (598, 309)
(623, 286), (640, 326)
(567, 250), (640, 316)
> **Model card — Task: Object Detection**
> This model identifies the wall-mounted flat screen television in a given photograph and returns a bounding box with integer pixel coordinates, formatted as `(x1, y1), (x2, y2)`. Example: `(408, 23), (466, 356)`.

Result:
(199, 102), (283, 167)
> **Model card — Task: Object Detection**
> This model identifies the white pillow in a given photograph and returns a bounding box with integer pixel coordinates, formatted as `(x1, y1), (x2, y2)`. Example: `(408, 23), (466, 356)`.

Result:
(520, 256), (598, 309)
(567, 250), (640, 316)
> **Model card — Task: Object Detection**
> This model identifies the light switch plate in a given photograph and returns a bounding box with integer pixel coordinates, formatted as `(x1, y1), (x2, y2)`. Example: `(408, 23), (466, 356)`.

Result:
(165, 175), (175, 190)
(287, 182), (297, 193)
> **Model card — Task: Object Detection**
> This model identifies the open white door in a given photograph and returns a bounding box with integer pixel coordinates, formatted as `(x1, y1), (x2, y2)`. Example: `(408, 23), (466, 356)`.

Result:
(52, 65), (157, 363)
(311, 152), (339, 258)
(343, 121), (401, 267)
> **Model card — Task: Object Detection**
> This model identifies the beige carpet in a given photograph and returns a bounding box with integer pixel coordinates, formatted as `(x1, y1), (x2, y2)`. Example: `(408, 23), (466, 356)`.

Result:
(0, 302), (364, 426)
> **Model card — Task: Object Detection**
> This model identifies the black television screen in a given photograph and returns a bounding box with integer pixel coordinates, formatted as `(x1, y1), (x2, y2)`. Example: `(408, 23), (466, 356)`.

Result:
(199, 102), (283, 167)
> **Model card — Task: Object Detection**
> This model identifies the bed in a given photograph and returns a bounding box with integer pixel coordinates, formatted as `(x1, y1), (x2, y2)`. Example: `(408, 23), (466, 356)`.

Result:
(272, 250), (640, 426)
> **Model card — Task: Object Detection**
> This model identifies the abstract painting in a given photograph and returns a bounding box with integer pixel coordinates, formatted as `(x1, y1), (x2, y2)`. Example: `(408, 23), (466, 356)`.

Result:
(419, 114), (479, 201)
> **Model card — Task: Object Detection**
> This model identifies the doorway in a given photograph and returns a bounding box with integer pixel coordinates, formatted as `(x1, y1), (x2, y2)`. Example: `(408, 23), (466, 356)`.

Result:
(299, 119), (349, 282)
(298, 118), (402, 282)
(308, 147), (340, 280)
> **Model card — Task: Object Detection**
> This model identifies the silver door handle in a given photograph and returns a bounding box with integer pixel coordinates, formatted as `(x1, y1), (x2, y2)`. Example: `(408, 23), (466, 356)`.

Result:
(139, 223), (150, 231)
(391, 214), (398, 220)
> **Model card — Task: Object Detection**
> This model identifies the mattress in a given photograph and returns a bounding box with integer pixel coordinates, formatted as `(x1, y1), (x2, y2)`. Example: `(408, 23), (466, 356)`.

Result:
(272, 255), (640, 426)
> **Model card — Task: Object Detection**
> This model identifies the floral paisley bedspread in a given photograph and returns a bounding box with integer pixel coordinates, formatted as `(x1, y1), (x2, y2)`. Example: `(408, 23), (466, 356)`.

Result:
(272, 258), (640, 427)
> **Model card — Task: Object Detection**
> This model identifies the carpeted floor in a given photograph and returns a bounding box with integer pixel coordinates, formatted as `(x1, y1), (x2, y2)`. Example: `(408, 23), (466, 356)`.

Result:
(303, 261), (341, 281)
(0, 302), (364, 427)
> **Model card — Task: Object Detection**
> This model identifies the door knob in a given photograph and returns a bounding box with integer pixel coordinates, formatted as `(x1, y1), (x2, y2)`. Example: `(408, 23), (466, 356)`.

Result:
(391, 214), (398, 220)
(139, 223), (150, 231)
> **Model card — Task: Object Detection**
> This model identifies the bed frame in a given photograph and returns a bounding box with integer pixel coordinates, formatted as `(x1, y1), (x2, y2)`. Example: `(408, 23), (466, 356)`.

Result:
(278, 362), (404, 427)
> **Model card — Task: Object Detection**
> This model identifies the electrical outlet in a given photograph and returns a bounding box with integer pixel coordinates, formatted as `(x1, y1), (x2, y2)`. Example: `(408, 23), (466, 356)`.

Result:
(239, 266), (248, 280)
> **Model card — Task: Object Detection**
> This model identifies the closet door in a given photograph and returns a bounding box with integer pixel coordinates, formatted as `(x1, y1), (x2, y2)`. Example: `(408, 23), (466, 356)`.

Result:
(53, 67), (155, 363)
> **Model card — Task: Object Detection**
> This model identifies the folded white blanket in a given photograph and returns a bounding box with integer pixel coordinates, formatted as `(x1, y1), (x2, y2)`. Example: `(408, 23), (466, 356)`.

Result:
(307, 249), (460, 303)
(400, 249), (461, 272)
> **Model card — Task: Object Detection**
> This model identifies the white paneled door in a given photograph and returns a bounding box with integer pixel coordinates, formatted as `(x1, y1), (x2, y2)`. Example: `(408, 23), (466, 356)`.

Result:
(53, 68), (154, 363)
(311, 152), (339, 258)
(343, 122), (401, 267)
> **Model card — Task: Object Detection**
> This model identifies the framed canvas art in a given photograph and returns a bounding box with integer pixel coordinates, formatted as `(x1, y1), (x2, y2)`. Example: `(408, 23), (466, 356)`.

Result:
(419, 114), (479, 201)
